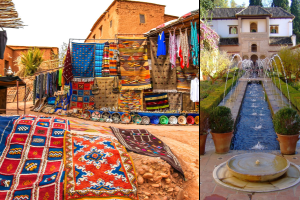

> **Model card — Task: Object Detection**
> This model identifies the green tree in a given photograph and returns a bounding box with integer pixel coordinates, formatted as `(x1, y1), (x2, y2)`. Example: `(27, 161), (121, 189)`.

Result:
(272, 0), (289, 11)
(249, 0), (263, 6)
(230, 0), (238, 7)
(200, 0), (215, 18)
(291, 0), (300, 43)
(237, 2), (247, 7)
(214, 0), (229, 8)
(21, 48), (44, 76)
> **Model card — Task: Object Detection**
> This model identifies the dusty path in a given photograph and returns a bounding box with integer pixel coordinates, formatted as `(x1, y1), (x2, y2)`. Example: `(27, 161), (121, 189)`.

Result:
(2, 102), (200, 200)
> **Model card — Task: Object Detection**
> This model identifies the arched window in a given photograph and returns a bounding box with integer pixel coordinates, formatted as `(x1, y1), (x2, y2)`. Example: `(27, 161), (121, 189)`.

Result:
(251, 55), (258, 63)
(243, 55), (249, 60)
(270, 25), (279, 34)
(250, 22), (257, 32)
(229, 26), (237, 34)
(251, 44), (257, 52)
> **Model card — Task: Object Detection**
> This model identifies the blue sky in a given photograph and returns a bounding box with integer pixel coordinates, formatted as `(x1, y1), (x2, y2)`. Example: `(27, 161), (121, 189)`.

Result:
(233, 0), (292, 7)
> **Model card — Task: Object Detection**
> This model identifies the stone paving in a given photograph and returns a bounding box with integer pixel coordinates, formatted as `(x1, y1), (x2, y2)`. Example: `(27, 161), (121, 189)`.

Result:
(200, 149), (300, 200)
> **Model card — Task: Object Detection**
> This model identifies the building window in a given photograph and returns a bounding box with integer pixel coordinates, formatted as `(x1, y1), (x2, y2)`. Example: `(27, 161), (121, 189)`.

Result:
(251, 44), (257, 52)
(140, 14), (145, 24)
(110, 20), (113, 28)
(229, 26), (238, 34)
(270, 25), (279, 34)
(99, 26), (103, 37)
(93, 34), (96, 40)
(250, 22), (257, 32)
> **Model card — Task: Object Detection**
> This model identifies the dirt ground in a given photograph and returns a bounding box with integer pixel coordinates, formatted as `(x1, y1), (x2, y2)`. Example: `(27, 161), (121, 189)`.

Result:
(2, 102), (200, 200)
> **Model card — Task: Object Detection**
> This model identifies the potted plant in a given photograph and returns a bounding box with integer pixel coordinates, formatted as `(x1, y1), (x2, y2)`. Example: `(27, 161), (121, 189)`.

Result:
(209, 106), (234, 154)
(200, 106), (209, 155)
(273, 107), (300, 155)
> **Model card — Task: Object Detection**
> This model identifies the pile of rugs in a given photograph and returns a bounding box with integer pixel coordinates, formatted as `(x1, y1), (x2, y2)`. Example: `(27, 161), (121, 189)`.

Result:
(0, 115), (185, 199)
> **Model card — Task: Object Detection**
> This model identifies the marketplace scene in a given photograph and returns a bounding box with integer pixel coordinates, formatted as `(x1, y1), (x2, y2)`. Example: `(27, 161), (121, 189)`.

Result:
(0, 0), (200, 200)
(200, 0), (300, 200)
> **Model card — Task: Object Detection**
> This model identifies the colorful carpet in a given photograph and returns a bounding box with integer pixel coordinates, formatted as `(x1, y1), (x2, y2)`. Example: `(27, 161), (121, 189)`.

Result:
(145, 93), (169, 111)
(94, 43), (105, 77)
(119, 90), (143, 111)
(168, 93), (182, 112)
(94, 77), (119, 110)
(70, 79), (95, 110)
(72, 43), (95, 77)
(110, 127), (184, 177)
(0, 115), (69, 200)
(118, 37), (151, 90)
(64, 132), (138, 200)
(176, 64), (198, 93)
(69, 120), (113, 135)
(109, 42), (118, 76)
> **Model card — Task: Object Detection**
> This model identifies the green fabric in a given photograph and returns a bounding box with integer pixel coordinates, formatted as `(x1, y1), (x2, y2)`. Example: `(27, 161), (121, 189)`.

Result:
(58, 69), (63, 86)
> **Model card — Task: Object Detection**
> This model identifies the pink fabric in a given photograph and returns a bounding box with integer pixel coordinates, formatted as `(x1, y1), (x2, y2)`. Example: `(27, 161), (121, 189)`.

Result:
(169, 30), (177, 69)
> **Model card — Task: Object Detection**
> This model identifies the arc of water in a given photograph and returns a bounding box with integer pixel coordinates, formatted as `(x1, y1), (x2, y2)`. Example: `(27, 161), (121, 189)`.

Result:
(269, 57), (285, 106)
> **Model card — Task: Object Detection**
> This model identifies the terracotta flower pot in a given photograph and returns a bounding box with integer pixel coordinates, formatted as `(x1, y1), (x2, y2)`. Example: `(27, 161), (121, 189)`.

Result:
(211, 131), (233, 154)
(276, 133), (300, 155)
(200, 134), (208, 155)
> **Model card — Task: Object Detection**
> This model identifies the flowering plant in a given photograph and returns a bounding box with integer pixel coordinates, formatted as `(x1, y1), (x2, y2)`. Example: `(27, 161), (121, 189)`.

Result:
(200, 20), (219, 51)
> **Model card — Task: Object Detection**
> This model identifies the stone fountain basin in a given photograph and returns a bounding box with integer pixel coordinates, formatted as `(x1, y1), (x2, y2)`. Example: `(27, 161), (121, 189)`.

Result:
(226, 153), (290, 182)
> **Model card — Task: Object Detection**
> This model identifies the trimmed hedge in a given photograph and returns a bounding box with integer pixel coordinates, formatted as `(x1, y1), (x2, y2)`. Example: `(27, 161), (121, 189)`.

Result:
(272, 77), (300, 111)
(200, 78), (238, 111)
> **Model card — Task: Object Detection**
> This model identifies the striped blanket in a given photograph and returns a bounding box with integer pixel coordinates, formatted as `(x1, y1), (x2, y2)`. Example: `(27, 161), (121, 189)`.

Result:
(145, 93), (169, 111)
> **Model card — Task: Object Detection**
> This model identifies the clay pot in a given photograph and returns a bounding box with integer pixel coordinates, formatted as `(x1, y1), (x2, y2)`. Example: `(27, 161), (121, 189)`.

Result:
(276, 133), (300, 155)
(200, 134), (208, 155)
(211, 131), (233, 154)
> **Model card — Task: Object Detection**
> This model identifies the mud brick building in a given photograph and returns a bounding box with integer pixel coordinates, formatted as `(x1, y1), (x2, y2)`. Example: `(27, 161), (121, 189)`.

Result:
(0, 45), (58, 76)
(86, 0), (178, 40)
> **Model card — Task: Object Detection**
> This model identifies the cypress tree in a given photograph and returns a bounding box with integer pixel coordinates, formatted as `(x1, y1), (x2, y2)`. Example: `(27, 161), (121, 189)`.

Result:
(249, 0), (263, 6)
(291, 0), (300, 43)
(272, 0), (289, 11)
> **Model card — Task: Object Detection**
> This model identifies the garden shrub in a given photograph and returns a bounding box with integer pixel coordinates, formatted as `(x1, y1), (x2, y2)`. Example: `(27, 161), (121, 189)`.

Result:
(273, 107), (300, 135)
(209, 106), (234, 133)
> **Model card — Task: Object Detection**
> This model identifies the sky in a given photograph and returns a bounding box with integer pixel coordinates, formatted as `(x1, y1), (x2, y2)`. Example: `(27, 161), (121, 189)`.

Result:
(233, 0), (292, 6)
(5, 0), (199, 50)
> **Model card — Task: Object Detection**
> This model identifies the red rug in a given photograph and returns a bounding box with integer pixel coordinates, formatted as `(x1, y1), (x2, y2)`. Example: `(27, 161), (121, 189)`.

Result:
(64, 131), (139, 200)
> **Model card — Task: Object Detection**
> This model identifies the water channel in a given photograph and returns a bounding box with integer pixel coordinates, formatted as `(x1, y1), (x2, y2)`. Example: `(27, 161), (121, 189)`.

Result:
(231, 82), (280, 150)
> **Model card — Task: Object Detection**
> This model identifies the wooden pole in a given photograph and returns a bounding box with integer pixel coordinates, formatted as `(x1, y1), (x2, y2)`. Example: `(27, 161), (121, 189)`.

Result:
(16, 80), (19, 115)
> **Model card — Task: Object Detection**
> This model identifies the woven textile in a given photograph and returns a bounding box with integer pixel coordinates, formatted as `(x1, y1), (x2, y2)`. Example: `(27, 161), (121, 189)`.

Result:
(94, 77), (119, 109)
(176, 63), (198, 93)
(63, 44), (74, 83)
(102, 42), (110, 77)
(0, 115), (69, 200)
(64, 132), (138, 200)
(145, 93), (169, 111)
(149, 37), (177, 93)
(110, 127), (184, 176)
(119, 90), (143, 111)
(109, 43), (118, 76)
(118, 37), (151, 90)
(94, 43), (105, 77)
(168, 93), (182, 112)
(72, 43), (95, 77)
(70, 79), (95, 110)
(182, 93), (195, 111)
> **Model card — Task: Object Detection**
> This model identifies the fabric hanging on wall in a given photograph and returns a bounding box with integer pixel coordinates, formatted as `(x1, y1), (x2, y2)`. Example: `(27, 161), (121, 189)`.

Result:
(0, 31), (7, 60)
(169, 30), (177, 69)
(182, 93), (195, 111)
(145, 93), (169, 111)
(110, 127), (184, 177)
(94, 77), (119, 109)
(176, 61), (198, 93)
(190, 77), (199, 102)
(70, 80), (95, 110)
(36, 75), (39, 99)
(118, 37), (151, 90)
(191, 22), (199, 67)
(102, 42), (110, 77)
(168, 93), (182, 111)
(33, 78), (37, 104)
(72, 43), (95, 77)
(109, 42), (118, 76)
(94, 43), (104, 77)
(0, 116), (69, 200)
(156, 31), (166, 57)
(63, 44), (74, 83)
(64, 131), (139, 200)
(53, 71), (57, 93)
(179, 28), (190, 69)
(49, 72), (53, 96)
(119, 90), (143, 111)
(150, 37), (177, 93)
(58, 69), (63, 87)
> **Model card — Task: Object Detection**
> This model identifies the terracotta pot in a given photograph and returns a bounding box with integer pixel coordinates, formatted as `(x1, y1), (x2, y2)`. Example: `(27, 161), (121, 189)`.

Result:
(276, 133), (300, 155)
(200, 134), (208, 155)
(211, 131), (233, 154)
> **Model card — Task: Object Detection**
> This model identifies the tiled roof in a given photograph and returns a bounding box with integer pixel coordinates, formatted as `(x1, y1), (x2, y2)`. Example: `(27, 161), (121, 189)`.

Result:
(269, 37), (292, 45)
(236, 6), (271, 16)
(219, 38), (239, 45)
(208, 6), (294, 19)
